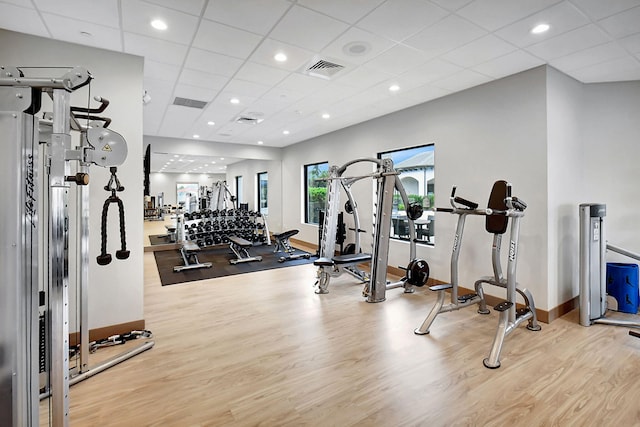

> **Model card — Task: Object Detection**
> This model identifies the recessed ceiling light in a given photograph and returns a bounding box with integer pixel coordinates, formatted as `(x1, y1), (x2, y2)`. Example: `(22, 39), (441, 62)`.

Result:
(173, 154), (179, 158)
(283, 130), (290, 135)
(150, 19), (168, 31)
(257, 140), (264, 145)
(220, 157), (224, 160)
(169, 159), (174, 162)
(274, 52), (287, 62)
(207, 121), (215, 126)
(531, 23), (550, 34)
(230, 98), (240, 104)
(322, 113), (330, 119)
(389, 84), (400, 92)
(193, 134), (200, 138)
(211, 161), (216, 164)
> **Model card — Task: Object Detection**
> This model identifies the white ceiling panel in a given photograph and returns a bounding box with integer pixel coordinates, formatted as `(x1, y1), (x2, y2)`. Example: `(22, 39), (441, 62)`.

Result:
(495, 1), (590, 48)
(429, 0), (474, 11)
(457, 0), (563, 31)
(178, 68), (229, 90)
(249, 38), (315, 72)
(193, 19), (263, 59)
(525, 24), (611, 60)
(597, 6), (640, 39)
(144, 60), (181, 82)
(357, 0), (449, 43)
(174, 83), (218, 102)
(404, 14), (488, 58)
(1, 0), (34, 6)
(124, 33), (188, 66)
(321, 27), (395, 65)
(550, 42), (629, 72)
(240, 98), (289, 117)
(0, 3), (49, 37)
(297, 0), (386, 24)
(184, 48), (244, 76)
(333, 65), (394, 89)
(275, 73), (330, 96)
(157, 105), (202, 137)
(431, 69), (492, 92)
(203, 0), (292, 35)
(42, 13), (123, 51)
(569, 55), (640, 82)
(234, 62), (290, 86)
(569, 0), (640, 20)
(401, 83), (452, 102)
(121, 0), (199, 45)
(471, 49), (544, 78)
(143, 0), (206, 16)
(364, 44), (432, 75)
(33, 0), (120, 28)
(270, 5), (349, 51)
(619, 33), (640, 53)
(224, 79), (272, 98)
(442, 34), (517, 68)
(398, 58), (464, 86)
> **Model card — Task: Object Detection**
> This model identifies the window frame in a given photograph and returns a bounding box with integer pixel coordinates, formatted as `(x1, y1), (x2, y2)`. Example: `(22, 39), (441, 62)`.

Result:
(257, 171), (268, 215)
(304, 161), (329, 225)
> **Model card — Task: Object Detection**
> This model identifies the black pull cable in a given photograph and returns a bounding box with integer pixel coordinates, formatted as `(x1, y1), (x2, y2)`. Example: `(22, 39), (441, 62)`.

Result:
(97, 167), (129, 265)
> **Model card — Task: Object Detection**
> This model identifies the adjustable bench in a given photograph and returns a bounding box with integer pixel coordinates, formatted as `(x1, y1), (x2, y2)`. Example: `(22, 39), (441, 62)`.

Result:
(273, 229), (311, 262)
(228, 235), (262, 265)
(173, 240), (212, 272)
(314, 252), (372, 294)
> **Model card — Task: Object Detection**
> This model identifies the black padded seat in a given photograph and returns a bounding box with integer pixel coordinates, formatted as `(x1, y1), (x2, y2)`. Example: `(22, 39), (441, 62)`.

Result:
(332, 253), (372, 264)
(228, 235), (252, 248)
(182, 240), (200, 252)
(273, 229), (298, 240)
(314, 257), (334, 266)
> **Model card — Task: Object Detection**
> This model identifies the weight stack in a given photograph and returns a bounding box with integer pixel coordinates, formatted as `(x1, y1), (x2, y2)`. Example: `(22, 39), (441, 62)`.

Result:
(606, 263), (639, 314)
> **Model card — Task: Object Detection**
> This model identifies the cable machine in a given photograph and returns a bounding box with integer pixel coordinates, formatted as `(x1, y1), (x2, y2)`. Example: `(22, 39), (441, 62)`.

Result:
(0, 66), (153, 427)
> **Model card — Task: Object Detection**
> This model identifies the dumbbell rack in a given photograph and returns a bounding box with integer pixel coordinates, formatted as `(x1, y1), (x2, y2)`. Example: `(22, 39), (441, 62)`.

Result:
(182, 208), (270, 248)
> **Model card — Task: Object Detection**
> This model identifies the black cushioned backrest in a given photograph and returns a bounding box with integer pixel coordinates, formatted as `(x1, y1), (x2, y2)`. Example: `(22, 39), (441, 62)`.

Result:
(486, 180), (509, 235)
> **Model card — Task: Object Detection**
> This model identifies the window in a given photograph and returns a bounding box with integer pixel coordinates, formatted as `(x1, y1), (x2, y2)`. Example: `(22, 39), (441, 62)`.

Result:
(304, 162), (329, 224)
(176, 182), (199, 213)
(235, 175), (243, 205)
(257, 172), (268, 215)
(378, 144), (435, 245)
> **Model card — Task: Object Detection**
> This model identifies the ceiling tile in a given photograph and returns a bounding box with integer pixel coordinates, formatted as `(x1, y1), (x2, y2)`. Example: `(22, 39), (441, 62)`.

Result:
(124, 32), (188, 65)
(471, 49), (544, 78)
(144, 60), (181, 82)
(398, 58), (464, 86)
(193, 20), (263, 59)
(1, 0), (34, 6)
(550, 41), (629, 72)
(297, 0), (385, 24)
(321, 27), (395, 65)
(429, 0), (473, 11)
(41, 13), (123, 51)
(333, 65), (394, 89)
(619, 33), (640, 53)
(275, 73), (330, 98)
(142, 78), (174, 134)
(270, 5), (349, 51)
(495, 1), (590, 48)
(174, 83), (218, 102)
(357, 0), (449, 42)
(431, 69), (492, 92)
(178, 68), (229, 90)
(570, 0), (640, 20)
(184, 48), (244, 76)
(121, 0), (199, 45)
(33, 0), (120, 28)
(597, 6), (640, 39)
(442, 34), (517, 68)
(404, 14), (488, 58)
(249, 38), (315, 71)
(240, 98), (289, 117)
(400, 83), (452, 102)
(142, 0), (205, 16)
(0, 3), (49, 37)
(224, 79), (272, 98)
(204, 0), (291, 35)
(364, 44), (432, 75)
(525, 24), (611, 60)
(456, 0), (563, 31)
(568, 55), (640, 82)
(234, 62), (290, 86)
(157, 105), (202, 137)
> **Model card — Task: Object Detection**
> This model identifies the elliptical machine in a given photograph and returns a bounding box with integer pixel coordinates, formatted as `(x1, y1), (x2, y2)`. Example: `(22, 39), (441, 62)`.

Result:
(414, 180), (540, 368)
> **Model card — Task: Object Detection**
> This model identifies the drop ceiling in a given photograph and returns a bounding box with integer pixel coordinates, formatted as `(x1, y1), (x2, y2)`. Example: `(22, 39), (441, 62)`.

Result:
(1, 0), (639, 171)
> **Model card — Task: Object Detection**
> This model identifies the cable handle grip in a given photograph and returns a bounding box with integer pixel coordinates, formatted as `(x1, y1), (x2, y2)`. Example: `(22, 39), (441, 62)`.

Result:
(436, 207), (454, 213)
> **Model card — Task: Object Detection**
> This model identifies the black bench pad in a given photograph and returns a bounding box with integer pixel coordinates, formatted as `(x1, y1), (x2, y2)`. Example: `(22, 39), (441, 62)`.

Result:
(273, 229), (299, 240)
(229, 235), (252, 247)
(182, 241), (200, 252)
(332, 253), (372, 264)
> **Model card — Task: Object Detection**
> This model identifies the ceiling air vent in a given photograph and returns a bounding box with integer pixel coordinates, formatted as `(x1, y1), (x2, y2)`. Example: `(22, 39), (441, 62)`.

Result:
(304, 59), (345, 80)
(234, 115), (264, 125)
(173, 97), (208, 109)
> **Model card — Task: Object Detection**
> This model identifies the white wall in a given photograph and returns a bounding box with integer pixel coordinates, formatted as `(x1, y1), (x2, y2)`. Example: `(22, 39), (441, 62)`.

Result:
(282, 66), (549, 306)
(1, 30), (144, 330)
(150, 172), (226, 206)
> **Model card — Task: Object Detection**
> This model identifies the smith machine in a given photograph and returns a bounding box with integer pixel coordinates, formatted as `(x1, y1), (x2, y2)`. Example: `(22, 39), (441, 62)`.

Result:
(314, 158), (430, 302)
(0, 66), (153, 427)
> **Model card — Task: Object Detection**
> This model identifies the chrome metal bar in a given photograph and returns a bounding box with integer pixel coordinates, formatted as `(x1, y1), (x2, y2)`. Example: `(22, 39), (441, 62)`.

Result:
(77, 139), (90, 374)
(607, 243), (640, 262)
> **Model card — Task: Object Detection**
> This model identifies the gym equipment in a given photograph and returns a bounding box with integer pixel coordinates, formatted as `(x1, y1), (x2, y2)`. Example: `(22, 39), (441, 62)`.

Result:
(414, 181), (540, 369)
(173, 240), (213, 272)
(0, 66), (154, 427)
(579, 203), (640, 329)
(314, 158), (429, 302)
(273, 229), (311, 262)
(97, 167), (130, 265)
(228, 235), (263, 264)
(209, 180), (237, 211)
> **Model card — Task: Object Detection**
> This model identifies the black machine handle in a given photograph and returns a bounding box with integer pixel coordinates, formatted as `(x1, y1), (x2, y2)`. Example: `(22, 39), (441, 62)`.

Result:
(97, 167), (129, 265)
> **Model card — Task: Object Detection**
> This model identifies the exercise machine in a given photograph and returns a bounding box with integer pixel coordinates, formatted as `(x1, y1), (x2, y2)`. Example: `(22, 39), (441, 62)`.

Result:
(579, 203), (640, 329)
(0, 66), (153, 427)
(273, 229), (311, 262)
(314, 158), (430, 302)
(209, 180), (237, 211)
(415, 181), (540, 368)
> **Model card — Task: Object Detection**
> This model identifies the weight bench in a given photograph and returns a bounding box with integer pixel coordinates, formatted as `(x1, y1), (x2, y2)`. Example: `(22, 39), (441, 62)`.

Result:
(173, 240), (212, 272)
(228, 235), (262, 265)
(314, 252), (372, 294)
(273, 229), (311, 263)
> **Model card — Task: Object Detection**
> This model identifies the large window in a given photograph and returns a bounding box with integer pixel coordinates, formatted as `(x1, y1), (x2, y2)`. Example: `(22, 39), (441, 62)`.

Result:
(304, 162), (329, 224)
(378, 144), (435, 245)
(257, 172), (268, 215)
(235, 175), (243, 205)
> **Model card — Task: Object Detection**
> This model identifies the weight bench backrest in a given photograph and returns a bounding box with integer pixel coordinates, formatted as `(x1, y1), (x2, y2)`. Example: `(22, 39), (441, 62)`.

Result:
(486, 180), (509, 235)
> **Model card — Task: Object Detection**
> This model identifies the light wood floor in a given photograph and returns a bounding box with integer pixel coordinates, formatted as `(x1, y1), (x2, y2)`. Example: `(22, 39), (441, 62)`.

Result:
(49, 247), (640, 426)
